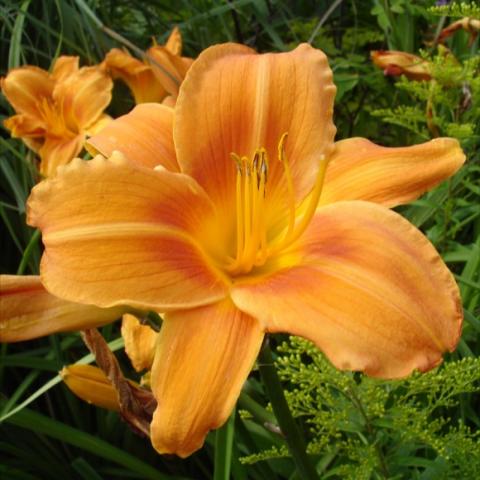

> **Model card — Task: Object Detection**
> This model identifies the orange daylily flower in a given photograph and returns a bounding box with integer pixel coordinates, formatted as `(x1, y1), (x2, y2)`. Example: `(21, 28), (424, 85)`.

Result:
(438, 17), (480, 45)
(1, 56), (113, 176)
(104, 27), (192, 105)
(23, 43), (464, 457)
(371, 50), (432, 80)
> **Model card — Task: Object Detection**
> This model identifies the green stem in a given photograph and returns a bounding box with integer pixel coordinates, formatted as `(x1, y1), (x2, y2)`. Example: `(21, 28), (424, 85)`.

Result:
(214, 409), (235, 480)
(73, 0), (180, 87)
(17, 229), (41, 274)
(258, 341), (318, 480)
(347, 386), (389, 479)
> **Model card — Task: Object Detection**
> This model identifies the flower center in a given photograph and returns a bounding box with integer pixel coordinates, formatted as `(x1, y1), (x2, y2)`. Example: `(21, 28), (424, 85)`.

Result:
(224, 133), (328, 276)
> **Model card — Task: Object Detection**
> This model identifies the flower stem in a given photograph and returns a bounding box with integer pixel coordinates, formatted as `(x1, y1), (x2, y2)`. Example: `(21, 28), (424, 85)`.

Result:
(258, 340), (318, 480)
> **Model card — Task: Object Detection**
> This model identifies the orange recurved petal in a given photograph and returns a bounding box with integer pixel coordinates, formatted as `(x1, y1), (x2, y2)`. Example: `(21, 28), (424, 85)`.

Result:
(39, 134), (84, 177)
(175, 43), (336, 217)
(27, 153), (228, 311)
(150, 299), (264, 457)
(104, 48), (166, 104)
(53, 66), (113, 131)
(87, 103), (178, 171)
(3, 114), (46, 147)
(147, 45), (190, 97)
(165, 27), (182, 56)
(0, 275), (124, 342)
(61, 364), (121, 411)
(1, 66), (54, 117)
(121, 314), (157, 372)
(320, 137), (466, 207)
(51, 56), (79, 82)
(232, 201), (462, 379)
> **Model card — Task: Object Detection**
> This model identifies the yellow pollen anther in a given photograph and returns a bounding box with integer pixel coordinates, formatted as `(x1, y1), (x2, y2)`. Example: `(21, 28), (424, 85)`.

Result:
(225, 147), (269, 275)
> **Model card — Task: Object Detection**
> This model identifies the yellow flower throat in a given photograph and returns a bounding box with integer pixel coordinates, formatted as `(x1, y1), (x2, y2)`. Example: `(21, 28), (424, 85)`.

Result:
(225, 133), (327, 276)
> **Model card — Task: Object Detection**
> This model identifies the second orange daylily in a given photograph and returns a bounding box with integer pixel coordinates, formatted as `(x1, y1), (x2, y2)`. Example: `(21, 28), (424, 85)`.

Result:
(21, 43), (464, 458)
(371, 50), (432, 80)
(104, 27), (192, 105)
(438, 17), (480, 45)
(1, 56), (112, 176)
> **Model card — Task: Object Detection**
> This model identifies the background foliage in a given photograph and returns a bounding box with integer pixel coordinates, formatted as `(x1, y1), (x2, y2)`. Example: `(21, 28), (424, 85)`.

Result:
(0, 1), (479, 479)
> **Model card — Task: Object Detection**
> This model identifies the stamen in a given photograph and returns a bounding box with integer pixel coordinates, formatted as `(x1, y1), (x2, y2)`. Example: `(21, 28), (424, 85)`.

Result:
(225, 133), (326, 276)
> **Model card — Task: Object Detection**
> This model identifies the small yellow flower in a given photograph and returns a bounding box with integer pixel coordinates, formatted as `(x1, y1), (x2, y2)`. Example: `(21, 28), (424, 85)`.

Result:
(1, 56), (112, 176)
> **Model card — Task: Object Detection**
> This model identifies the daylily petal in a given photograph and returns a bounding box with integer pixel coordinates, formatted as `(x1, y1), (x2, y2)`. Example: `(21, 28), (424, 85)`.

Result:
(232, 201), (462, 379)
(27, 153), (229, 311)
(165, 27), (182, 56)
(86, 103), (178, 171)
(121, 314), (157, 372)
(84, 113), (112, 136)
(371, 50), (431, 80)
(104, 48), (167, 104)
(51, 56), (79, 82)
(1, 66), (54, 117)
(320, 137), (465, 207)
(4, 114), (46, 149)
(39, 134), (84, 177)
(147, 45), (191, 97)
(174, 43), (336, 221)
(0, 275), (124, 342)
(61, 364), (121, 411)
(53, 66), (113, 131)
(150, 299), (263, 457)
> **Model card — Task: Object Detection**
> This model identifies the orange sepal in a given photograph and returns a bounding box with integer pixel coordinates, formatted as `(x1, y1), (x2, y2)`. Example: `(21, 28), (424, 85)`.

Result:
(150, 299), (263, 457)
(320, 137), (465, 207)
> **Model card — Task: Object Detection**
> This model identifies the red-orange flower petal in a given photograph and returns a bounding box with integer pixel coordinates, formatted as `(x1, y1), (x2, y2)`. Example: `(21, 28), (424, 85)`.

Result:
(39, 134), (84, 177)
(53, 66), (113, 131)
(3, 114), (46, 149)
(147, 45), (190, 97)
(232, 201), (462, 379)
(165, 27), (182, 56)
(150, 299), (263, 457)
(174, 43), (336, 220)
(27, 153), (228, 311)
(0, 275), (124, 342)
(121, 314), (157, 372)
(87, 103), (178, 171)
(1, 66), (54, 118)
(371, 50), (432, 80)
(51, 56), (79, 82)
(320, 137), (466, 207)
(104, 48), (167, 104)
